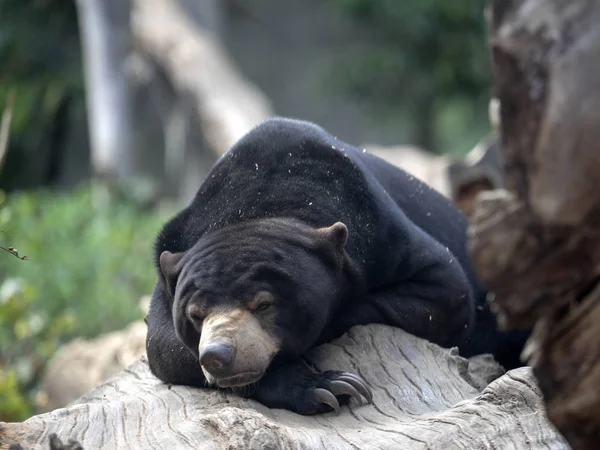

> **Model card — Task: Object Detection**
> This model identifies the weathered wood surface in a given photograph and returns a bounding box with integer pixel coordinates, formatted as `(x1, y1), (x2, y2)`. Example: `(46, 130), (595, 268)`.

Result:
(447, 136), (502, 218)
(468, 0), (600, 448)
(1, 325), (566, 450)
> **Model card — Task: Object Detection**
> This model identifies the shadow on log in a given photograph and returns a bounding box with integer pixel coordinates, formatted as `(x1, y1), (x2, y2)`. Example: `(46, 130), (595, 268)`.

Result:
(1, 325), (566, 450)
(469, 1), (600, 448)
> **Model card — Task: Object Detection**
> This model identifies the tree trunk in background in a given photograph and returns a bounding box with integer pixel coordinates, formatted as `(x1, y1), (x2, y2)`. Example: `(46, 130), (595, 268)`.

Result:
(414, 94), (436, 152)
(0, 90), (15, 175)
(130, 0), (273, 203)
(469, 1), (600, 448)
(75, 0), (134, 180)
(131, 0), (272, 157)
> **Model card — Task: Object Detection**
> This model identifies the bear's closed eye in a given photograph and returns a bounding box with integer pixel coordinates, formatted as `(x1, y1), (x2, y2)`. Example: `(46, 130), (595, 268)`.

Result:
(190, 311), (205, 321)
(253, 302), (271, 313)
(187, 304), (206, 322)
(248, 291), (275, 312)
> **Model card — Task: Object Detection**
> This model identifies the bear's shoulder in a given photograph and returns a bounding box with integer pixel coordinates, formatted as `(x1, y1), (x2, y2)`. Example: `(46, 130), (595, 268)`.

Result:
(153, 118), (373, 267)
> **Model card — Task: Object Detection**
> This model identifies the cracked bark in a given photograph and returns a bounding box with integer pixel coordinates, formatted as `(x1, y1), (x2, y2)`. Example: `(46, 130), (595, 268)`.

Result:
(0, 325), (566, 450)
(469, 1), (600, 448)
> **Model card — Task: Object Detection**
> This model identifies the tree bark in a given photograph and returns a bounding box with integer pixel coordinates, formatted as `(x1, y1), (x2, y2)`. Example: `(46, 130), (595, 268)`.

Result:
(75, 0), (134, 179)
(0, 325), (567, 450)
(469, 1), (600, 448)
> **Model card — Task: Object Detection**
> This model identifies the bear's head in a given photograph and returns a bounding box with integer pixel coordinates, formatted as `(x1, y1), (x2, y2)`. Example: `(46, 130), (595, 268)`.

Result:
(159, 218), (351, 388)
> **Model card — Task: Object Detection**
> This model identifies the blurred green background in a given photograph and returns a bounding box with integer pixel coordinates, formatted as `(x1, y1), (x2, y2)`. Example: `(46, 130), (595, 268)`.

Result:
(0, 186), (172, 420)
(0, 0), (492, 420)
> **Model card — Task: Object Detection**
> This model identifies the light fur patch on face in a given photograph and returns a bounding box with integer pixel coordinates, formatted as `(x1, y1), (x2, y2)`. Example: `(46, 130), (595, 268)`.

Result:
(199, 308), (280, 387)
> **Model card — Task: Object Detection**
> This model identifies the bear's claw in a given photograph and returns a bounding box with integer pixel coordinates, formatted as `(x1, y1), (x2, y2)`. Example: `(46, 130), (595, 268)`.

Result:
(313, 371), (373, 414)
(245, 362), (373, 415)
(314, 388), (340, 412)
(335, 373), (373, 404)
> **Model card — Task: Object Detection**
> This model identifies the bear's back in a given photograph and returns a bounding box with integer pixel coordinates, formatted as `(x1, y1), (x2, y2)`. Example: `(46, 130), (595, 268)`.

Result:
(154, 118), (379, 266)
(350, 149), (479, 287)
(231, 119), (486, 301)
(155, 117), (479, 297)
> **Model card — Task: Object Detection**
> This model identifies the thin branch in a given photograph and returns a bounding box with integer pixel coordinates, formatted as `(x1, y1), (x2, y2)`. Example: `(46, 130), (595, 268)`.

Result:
(0, 246), (29, 260)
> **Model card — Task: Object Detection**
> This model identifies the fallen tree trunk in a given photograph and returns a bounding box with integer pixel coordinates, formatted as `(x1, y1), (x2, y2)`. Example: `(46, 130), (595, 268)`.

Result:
(468, 1), (600, 448)
(1, 325), (566, 450)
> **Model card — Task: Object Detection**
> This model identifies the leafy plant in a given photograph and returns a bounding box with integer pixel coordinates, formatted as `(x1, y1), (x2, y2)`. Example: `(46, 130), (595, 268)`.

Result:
(328, 0), (492, 154)
(0, 368), (32, 420)
(0, 185), (173, 421)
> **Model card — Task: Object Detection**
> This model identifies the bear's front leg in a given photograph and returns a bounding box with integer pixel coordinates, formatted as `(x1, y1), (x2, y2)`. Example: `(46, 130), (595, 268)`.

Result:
(240, 356), (372, 415)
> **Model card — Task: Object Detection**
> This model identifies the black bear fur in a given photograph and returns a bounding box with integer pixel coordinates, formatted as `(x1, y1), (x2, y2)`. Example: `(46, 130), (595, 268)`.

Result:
(146, 117), (529, 415)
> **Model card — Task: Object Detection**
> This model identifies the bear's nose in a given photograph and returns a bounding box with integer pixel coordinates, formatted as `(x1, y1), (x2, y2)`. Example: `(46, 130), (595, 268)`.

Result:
(199, 341), (236, 375)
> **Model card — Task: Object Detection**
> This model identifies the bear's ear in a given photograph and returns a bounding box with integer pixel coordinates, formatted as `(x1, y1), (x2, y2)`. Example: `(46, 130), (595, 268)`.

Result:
(315, 222), (348, 255)
(159, 250), (185, 299)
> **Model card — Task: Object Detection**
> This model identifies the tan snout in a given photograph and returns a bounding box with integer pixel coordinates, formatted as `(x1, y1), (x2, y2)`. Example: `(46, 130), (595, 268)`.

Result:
(198, 309), (280, 388)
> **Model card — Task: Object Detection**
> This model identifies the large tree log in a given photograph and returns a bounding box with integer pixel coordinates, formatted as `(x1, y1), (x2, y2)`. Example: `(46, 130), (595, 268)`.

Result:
(35, 298), (151, 413)
(469, 1), (600, 448)
(1, 325), (566, 449)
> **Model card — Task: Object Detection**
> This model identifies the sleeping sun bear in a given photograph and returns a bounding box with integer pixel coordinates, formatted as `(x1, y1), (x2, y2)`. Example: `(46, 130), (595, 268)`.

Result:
(145, 117), (529, 415)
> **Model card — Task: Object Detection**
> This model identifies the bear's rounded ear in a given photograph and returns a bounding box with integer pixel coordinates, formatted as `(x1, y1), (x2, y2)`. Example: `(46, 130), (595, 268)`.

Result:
(159, 251), (186, 299)
(316, 222), (348, 254)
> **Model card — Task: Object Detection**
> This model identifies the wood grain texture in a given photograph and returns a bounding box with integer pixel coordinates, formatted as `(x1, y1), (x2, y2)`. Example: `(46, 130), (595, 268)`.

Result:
(1, 325), (567, 450)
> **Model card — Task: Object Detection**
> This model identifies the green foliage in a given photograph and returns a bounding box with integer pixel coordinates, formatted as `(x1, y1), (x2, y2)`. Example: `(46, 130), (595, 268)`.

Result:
(329, 0), (492, 154)
(0, 0), (82, 120)
(0, 0), (79, 83)
(0, 368), (32, 420)
(0, 0), (83, 398)
(0, 185), (172, 421)
(0, 278), (46, 420)
(0, 0), (84, 189)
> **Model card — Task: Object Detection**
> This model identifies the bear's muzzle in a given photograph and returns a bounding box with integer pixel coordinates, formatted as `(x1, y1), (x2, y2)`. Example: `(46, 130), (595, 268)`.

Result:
(198, 309), (280, 387)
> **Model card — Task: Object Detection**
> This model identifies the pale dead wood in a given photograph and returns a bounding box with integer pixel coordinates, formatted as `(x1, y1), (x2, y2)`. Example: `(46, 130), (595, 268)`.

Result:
(1, 325), (566, 450)
(365, 144), (453, 197)
(468, 0), (600, 448)
(130, 0), (273, 158)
